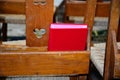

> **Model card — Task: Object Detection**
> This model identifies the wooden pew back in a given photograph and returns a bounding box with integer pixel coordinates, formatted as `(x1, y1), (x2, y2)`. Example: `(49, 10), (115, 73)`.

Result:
(0, 0), (25, 14)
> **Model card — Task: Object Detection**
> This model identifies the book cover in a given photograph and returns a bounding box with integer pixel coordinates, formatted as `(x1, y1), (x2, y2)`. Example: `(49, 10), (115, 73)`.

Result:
(48, 23), (88, 51)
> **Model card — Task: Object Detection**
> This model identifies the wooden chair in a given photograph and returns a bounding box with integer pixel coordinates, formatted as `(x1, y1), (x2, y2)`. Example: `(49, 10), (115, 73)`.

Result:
(90, 0), (120, 79)
(91, 30), (120, 80)
(64, 0), (120, 80)
(0, 0), (90, 80)
(64, 0), (110, 23)
(92, 29), (120, 80)
(104, 29), (120, 80)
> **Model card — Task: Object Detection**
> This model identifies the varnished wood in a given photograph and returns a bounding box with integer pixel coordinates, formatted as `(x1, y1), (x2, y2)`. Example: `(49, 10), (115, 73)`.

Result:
(109, 0), (120, 80)
(111, 31), (120, 78)
(26, 0), (54, 47)
(103, 0), (120, 80)
(84, 0), (97, 45)
(0, 0), (25, 14)
(103, 29), (113, 80)
(0, 0), (91, 79)
(65, 1), (110, 17)
(82, 0), (120, 80)
(0, 50), (90, 76)
(0, 0), (24, 2)
(0, 45), (48, 52)
(0, 34), (90, 78)
(108, 0), (120, 36)
(104, 30), (120, 80)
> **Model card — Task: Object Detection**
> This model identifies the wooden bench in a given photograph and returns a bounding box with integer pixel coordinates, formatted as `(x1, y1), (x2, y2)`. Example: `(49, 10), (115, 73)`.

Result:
(0, 0), (25, 41)
(90, 0), (120, 79)
(68, 0), (120, 80)
(0, 0), (90, 80)
(0, 0), (64, 41)
(64, 0), (110, 22)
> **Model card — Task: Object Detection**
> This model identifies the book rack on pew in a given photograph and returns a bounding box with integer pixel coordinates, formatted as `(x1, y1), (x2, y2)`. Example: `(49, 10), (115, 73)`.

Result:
(0, 0), (90, 79)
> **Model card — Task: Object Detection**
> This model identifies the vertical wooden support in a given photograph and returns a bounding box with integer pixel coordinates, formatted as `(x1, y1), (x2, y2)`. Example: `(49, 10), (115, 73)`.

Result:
(103, 0), (120, 80)
(26, 0), (53, 47)
(84, 0), (97, 45)
(108, 0), (120, 37)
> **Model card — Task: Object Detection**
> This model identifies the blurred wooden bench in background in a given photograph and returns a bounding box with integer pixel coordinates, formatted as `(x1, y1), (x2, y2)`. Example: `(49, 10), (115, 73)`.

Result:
(0, 0), (64, 41)
(64, 0), (110, 22)
(0, 0), (25, 41)
(0, 0), (25, 14)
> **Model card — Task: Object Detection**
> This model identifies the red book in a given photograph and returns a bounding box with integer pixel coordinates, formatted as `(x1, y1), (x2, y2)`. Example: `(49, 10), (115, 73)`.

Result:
(48, 23), (88, 51)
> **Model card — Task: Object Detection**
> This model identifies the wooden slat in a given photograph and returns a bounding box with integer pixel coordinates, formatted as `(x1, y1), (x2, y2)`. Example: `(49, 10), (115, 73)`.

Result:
(84, 0), (97, 45)
(0, 45), (48, 52)
(0, 0), (25, 2)
(103, 0), (120, 79)
(0, 33), (90, 76)
(108, 0), (120, 35)
(111, 31), (120, 78)
(0, 51), (90, 76)
(65, 1), (110, 17)
(114, 53), (120, 78)
(26, 0), (54, 47)
(0, 0), (25, 14)
(109, 30), (120, 78)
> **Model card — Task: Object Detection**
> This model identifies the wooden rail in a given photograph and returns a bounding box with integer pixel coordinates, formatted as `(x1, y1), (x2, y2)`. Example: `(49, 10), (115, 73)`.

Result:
(65, 1), (110, 17)
(0, 50), (90, 76)
(0, 0), (111, 17)
(0, 0), (25, 14)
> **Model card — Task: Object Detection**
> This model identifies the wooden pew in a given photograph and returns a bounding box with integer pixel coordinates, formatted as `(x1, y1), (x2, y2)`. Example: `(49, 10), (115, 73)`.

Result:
(104, 30), (120, 79)
(90, 0), (120, 80)
(0, 0), (25, 14)
(64, 0), (110, 23)
(0, 0), (90, 80)
(0, 0), (63, 41)
(0, 0), (25, 41)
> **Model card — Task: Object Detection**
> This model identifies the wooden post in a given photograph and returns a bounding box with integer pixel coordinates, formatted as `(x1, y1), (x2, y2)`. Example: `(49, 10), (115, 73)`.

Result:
(103, 0), (120, 80)
(108, 0), (120, 36)
(84, 0), (97, 45)
(26, 0), (54, 47)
